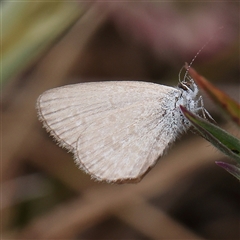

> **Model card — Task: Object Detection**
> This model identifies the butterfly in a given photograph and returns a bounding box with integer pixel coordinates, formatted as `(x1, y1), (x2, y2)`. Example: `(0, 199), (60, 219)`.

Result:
(37, 79), (202, 183)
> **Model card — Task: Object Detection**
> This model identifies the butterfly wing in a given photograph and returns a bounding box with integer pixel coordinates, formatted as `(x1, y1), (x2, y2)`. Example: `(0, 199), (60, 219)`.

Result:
(37, 81), (179, 182)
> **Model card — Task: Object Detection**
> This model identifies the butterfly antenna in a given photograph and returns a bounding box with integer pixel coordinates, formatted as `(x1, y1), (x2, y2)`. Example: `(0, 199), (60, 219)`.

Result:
(183, 26), (224, 83)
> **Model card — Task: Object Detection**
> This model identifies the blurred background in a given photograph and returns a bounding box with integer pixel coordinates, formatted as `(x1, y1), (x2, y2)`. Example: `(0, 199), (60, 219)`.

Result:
(2, 1), (239, 239)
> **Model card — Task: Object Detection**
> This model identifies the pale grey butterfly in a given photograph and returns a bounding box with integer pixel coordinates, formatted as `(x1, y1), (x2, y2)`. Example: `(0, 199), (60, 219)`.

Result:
(36, 71), (206, 183)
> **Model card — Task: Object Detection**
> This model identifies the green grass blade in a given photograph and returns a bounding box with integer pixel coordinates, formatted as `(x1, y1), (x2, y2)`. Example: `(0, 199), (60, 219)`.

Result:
(180, 106), (240, 164)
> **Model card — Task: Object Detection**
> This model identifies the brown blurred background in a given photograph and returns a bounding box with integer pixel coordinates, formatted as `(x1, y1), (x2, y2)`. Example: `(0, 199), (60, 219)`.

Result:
(2, 2), (240, 239)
